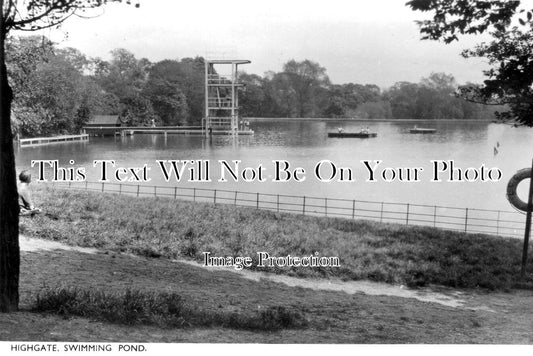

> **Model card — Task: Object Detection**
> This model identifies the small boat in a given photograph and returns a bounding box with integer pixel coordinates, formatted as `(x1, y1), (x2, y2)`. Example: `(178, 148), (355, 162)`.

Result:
(409, 127), (436, 134)
(328, 131), (377, 138)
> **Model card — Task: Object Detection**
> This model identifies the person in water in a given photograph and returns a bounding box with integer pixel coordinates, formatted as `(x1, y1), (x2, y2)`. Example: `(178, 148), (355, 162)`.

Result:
(18, 170), (41, 216)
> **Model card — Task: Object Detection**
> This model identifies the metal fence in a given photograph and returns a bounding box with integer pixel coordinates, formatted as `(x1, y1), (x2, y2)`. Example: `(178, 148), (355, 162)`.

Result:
(50, 181), (527, 238)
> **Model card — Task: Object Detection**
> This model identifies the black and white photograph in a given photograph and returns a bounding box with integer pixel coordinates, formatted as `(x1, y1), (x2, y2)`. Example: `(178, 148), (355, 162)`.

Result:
(1, 0), (533, 352)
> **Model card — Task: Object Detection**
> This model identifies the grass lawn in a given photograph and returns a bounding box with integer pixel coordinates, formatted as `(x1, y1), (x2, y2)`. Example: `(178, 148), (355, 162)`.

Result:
(19, 184), (533, 290)
(11, 246), (528, 343)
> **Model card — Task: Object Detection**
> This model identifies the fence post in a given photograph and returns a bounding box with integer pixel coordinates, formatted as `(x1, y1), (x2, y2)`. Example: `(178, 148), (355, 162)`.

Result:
(174, 186), (177, 199)
(406, 204), (410, 225)
(136, 185), (140, 197)
(433, 205), (437, 227)
(277, 195), (280, 213)
(193, 188), (196, 202)
(496, 210), (501, 235)
(465, 208), (469, 232)
(85, 181), (88, 191)
(119, 184), (122, 195)
(214, 189), (217, 205)
(325, 198), (328, 217)
(69, 181), (71, 189)
(303, 196), (306, 215)
(256, 192), (259, 209)
(101, 182), (104, 192)
(234, 191), (238, 205)
(352, 200), (355, 219)
(154, 186), (157, 197)
(380, 202), (384, 222)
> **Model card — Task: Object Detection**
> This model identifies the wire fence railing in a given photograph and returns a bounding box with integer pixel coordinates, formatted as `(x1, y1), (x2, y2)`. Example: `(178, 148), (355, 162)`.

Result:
(50, 181), (528, 238)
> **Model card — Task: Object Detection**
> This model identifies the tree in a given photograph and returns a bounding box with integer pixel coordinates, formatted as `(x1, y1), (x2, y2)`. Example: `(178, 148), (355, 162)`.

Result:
(8, 38), (125, 136)
(143, 58), (205, 125)
(384, 73), (495, 121)
(282, 59), (330, 117)
(238, 72), (267, 117)
(459, 28), (533, 125)
(143, 73), (188, 125)
(265, 71), (295, 117)
(7, 36), (54, 136)
(323, 96), (344, 118)
(324, 83), (382, 118)
(386, 81), (420, 120)
(75, 78), (121, 128)
(94, 48), (156, 125)
(417, 73), (462, 120)
(95, 48), (149, 101)
(407, 0), (533, 126)
(355, 101), (391, 120)
(0, 0), (137, 313)
(249, 71), (287, 118)
(173, 57), (205, 124)
(119, 93), (156, 126)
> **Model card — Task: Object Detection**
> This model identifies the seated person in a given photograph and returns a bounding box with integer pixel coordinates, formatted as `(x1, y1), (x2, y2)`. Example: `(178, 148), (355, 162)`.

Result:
(18, 170), (41, 216)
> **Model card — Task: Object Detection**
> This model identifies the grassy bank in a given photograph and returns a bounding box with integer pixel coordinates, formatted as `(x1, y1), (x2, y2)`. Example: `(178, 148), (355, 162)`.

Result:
(20, 185), (533, 290)
(31, 286), (305, 331)
(11, 246), (506, 343)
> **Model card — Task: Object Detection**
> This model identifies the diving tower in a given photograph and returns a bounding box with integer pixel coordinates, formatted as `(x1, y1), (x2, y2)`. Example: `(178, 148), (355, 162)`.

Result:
(204, 59), (251, 136)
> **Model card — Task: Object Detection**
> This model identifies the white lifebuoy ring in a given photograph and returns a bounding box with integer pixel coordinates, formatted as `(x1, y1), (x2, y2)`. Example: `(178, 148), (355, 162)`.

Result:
(507, 168), (533, 212)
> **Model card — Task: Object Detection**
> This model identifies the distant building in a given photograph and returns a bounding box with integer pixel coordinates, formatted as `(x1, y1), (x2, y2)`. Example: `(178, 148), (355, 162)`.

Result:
(85, 115), (121, 128)
(83, 115), (121, 136)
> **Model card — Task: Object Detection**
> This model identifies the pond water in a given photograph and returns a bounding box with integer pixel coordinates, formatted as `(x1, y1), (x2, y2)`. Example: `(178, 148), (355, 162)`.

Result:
(15, 119), (533, 213)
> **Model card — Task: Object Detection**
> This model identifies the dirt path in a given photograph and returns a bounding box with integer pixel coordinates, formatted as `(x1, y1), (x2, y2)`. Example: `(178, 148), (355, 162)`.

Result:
(19, 236), (476, 309)
(7, 236), (533, 343)
(20, 236), (100, 254)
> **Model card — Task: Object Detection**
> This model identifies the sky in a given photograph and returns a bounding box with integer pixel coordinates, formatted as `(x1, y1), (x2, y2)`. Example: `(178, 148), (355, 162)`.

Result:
(28, 0), (495, 88)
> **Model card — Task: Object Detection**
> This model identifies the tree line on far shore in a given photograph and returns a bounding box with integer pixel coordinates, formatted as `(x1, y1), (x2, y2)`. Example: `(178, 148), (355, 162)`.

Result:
(9, 36), (499, 138)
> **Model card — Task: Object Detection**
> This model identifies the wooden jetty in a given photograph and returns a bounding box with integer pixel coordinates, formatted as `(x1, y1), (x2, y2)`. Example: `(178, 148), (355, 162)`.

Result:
(84, 126), (254, 137)
(410, 128), (436, 134)
(128, 129), (254, 136)
(328, 132), (377, 138)
(19, 134), (89, 147)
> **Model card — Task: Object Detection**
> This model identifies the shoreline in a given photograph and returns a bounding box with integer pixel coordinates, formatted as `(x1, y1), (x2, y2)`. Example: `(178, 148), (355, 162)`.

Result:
(245, 117), (494, 122)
